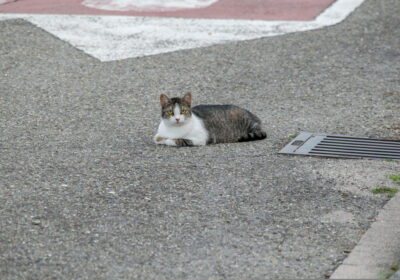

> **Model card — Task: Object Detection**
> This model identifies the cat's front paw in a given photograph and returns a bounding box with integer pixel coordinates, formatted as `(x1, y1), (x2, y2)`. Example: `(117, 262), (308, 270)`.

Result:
(154, 135), (178, 146)
(155, 135), (166, 142)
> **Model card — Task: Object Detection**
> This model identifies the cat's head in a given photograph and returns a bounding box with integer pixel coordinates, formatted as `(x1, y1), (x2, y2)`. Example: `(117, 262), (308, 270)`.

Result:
(159, 92), (192, 125)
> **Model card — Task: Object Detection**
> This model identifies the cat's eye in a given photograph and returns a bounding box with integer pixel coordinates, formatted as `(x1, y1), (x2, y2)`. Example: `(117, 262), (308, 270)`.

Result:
(181, 110), (187, 114)
(168, 110), (173, 115)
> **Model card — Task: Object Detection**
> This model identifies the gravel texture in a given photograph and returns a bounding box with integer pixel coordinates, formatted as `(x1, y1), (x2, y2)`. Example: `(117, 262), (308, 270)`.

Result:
(1, 0), (400, 279)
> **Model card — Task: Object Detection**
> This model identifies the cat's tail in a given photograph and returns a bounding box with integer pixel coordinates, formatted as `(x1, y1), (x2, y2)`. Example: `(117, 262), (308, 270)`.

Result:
(238, 123), (267, 142)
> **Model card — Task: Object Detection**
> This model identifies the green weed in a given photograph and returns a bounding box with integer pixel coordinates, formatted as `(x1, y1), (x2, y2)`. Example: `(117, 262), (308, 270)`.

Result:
(389, 174), (400, 184)
(378, 264), (399, 279)
(371, 187), (398, 198)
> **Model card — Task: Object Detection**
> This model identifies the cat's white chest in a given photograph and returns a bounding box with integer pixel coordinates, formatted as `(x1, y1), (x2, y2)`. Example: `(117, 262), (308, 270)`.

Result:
(155, 113), (208, 146)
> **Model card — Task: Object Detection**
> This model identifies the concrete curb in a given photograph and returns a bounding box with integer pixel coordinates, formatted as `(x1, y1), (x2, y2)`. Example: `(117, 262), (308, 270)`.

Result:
(331, 191), (400, 279)
(391, 269), (400, 279)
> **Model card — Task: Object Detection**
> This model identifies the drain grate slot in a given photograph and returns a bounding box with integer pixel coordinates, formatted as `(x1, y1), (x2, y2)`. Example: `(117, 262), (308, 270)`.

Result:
(279, 132), (400, 160)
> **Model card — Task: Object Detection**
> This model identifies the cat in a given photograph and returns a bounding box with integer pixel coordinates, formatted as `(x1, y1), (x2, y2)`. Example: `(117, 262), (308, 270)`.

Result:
(154, 92), (267, 147)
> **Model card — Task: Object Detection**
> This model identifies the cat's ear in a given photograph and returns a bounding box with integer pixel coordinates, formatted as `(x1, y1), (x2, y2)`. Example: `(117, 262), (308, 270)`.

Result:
(160, 94), (171, 108)
(183, 92), (192, 106)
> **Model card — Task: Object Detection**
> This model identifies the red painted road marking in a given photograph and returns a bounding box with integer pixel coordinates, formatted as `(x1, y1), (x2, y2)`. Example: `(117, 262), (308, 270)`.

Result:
(0, 0), (336, 20)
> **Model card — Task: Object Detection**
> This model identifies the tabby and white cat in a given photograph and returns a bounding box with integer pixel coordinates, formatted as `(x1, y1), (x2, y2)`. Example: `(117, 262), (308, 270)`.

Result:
(154, 93), (266, 147)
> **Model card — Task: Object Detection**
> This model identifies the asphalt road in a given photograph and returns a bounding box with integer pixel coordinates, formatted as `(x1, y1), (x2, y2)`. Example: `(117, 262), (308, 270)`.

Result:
(1, 0), (400, 279)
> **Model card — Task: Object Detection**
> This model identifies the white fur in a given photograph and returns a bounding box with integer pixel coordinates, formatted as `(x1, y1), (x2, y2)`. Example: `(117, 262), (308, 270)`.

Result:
(154, 112), (208, 146)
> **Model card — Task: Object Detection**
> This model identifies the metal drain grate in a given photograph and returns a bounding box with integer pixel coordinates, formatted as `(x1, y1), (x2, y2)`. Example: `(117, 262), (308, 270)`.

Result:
(279, 132), (400, 160)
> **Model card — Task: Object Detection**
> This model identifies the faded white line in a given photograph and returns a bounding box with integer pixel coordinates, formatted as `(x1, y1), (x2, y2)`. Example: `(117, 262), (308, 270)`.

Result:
(82, 0), (219, 11)
(0, 0), (365, 61)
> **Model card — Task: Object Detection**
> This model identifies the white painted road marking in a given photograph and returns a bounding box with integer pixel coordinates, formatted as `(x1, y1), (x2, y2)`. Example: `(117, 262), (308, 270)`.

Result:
(82, 0), (219, 11)
(0, 0), (365, 61)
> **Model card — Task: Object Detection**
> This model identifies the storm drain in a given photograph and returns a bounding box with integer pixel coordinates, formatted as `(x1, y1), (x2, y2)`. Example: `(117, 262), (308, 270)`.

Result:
(279, 132), (400, 160)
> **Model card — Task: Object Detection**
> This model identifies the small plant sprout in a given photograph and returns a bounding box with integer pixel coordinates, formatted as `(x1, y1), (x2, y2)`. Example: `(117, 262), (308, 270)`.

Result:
(371, 187), (398, 198)
(384, 159), (395, 162)
(377, 264), (399, 279)
(389, 174), (400, 184)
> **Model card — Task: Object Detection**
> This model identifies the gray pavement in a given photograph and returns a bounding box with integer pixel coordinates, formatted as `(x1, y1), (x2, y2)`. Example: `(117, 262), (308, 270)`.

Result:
(331, 188), (400, 279)
(1, 0), (400, 279)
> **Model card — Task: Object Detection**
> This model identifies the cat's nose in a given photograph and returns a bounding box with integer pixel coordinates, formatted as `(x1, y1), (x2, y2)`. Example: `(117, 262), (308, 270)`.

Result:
(175, 118), (180, 123)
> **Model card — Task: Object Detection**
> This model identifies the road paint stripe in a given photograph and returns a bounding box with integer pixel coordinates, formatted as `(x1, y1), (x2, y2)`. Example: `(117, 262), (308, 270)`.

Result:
(82, 0), (219, 12)
(0, 0), (365, 61)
